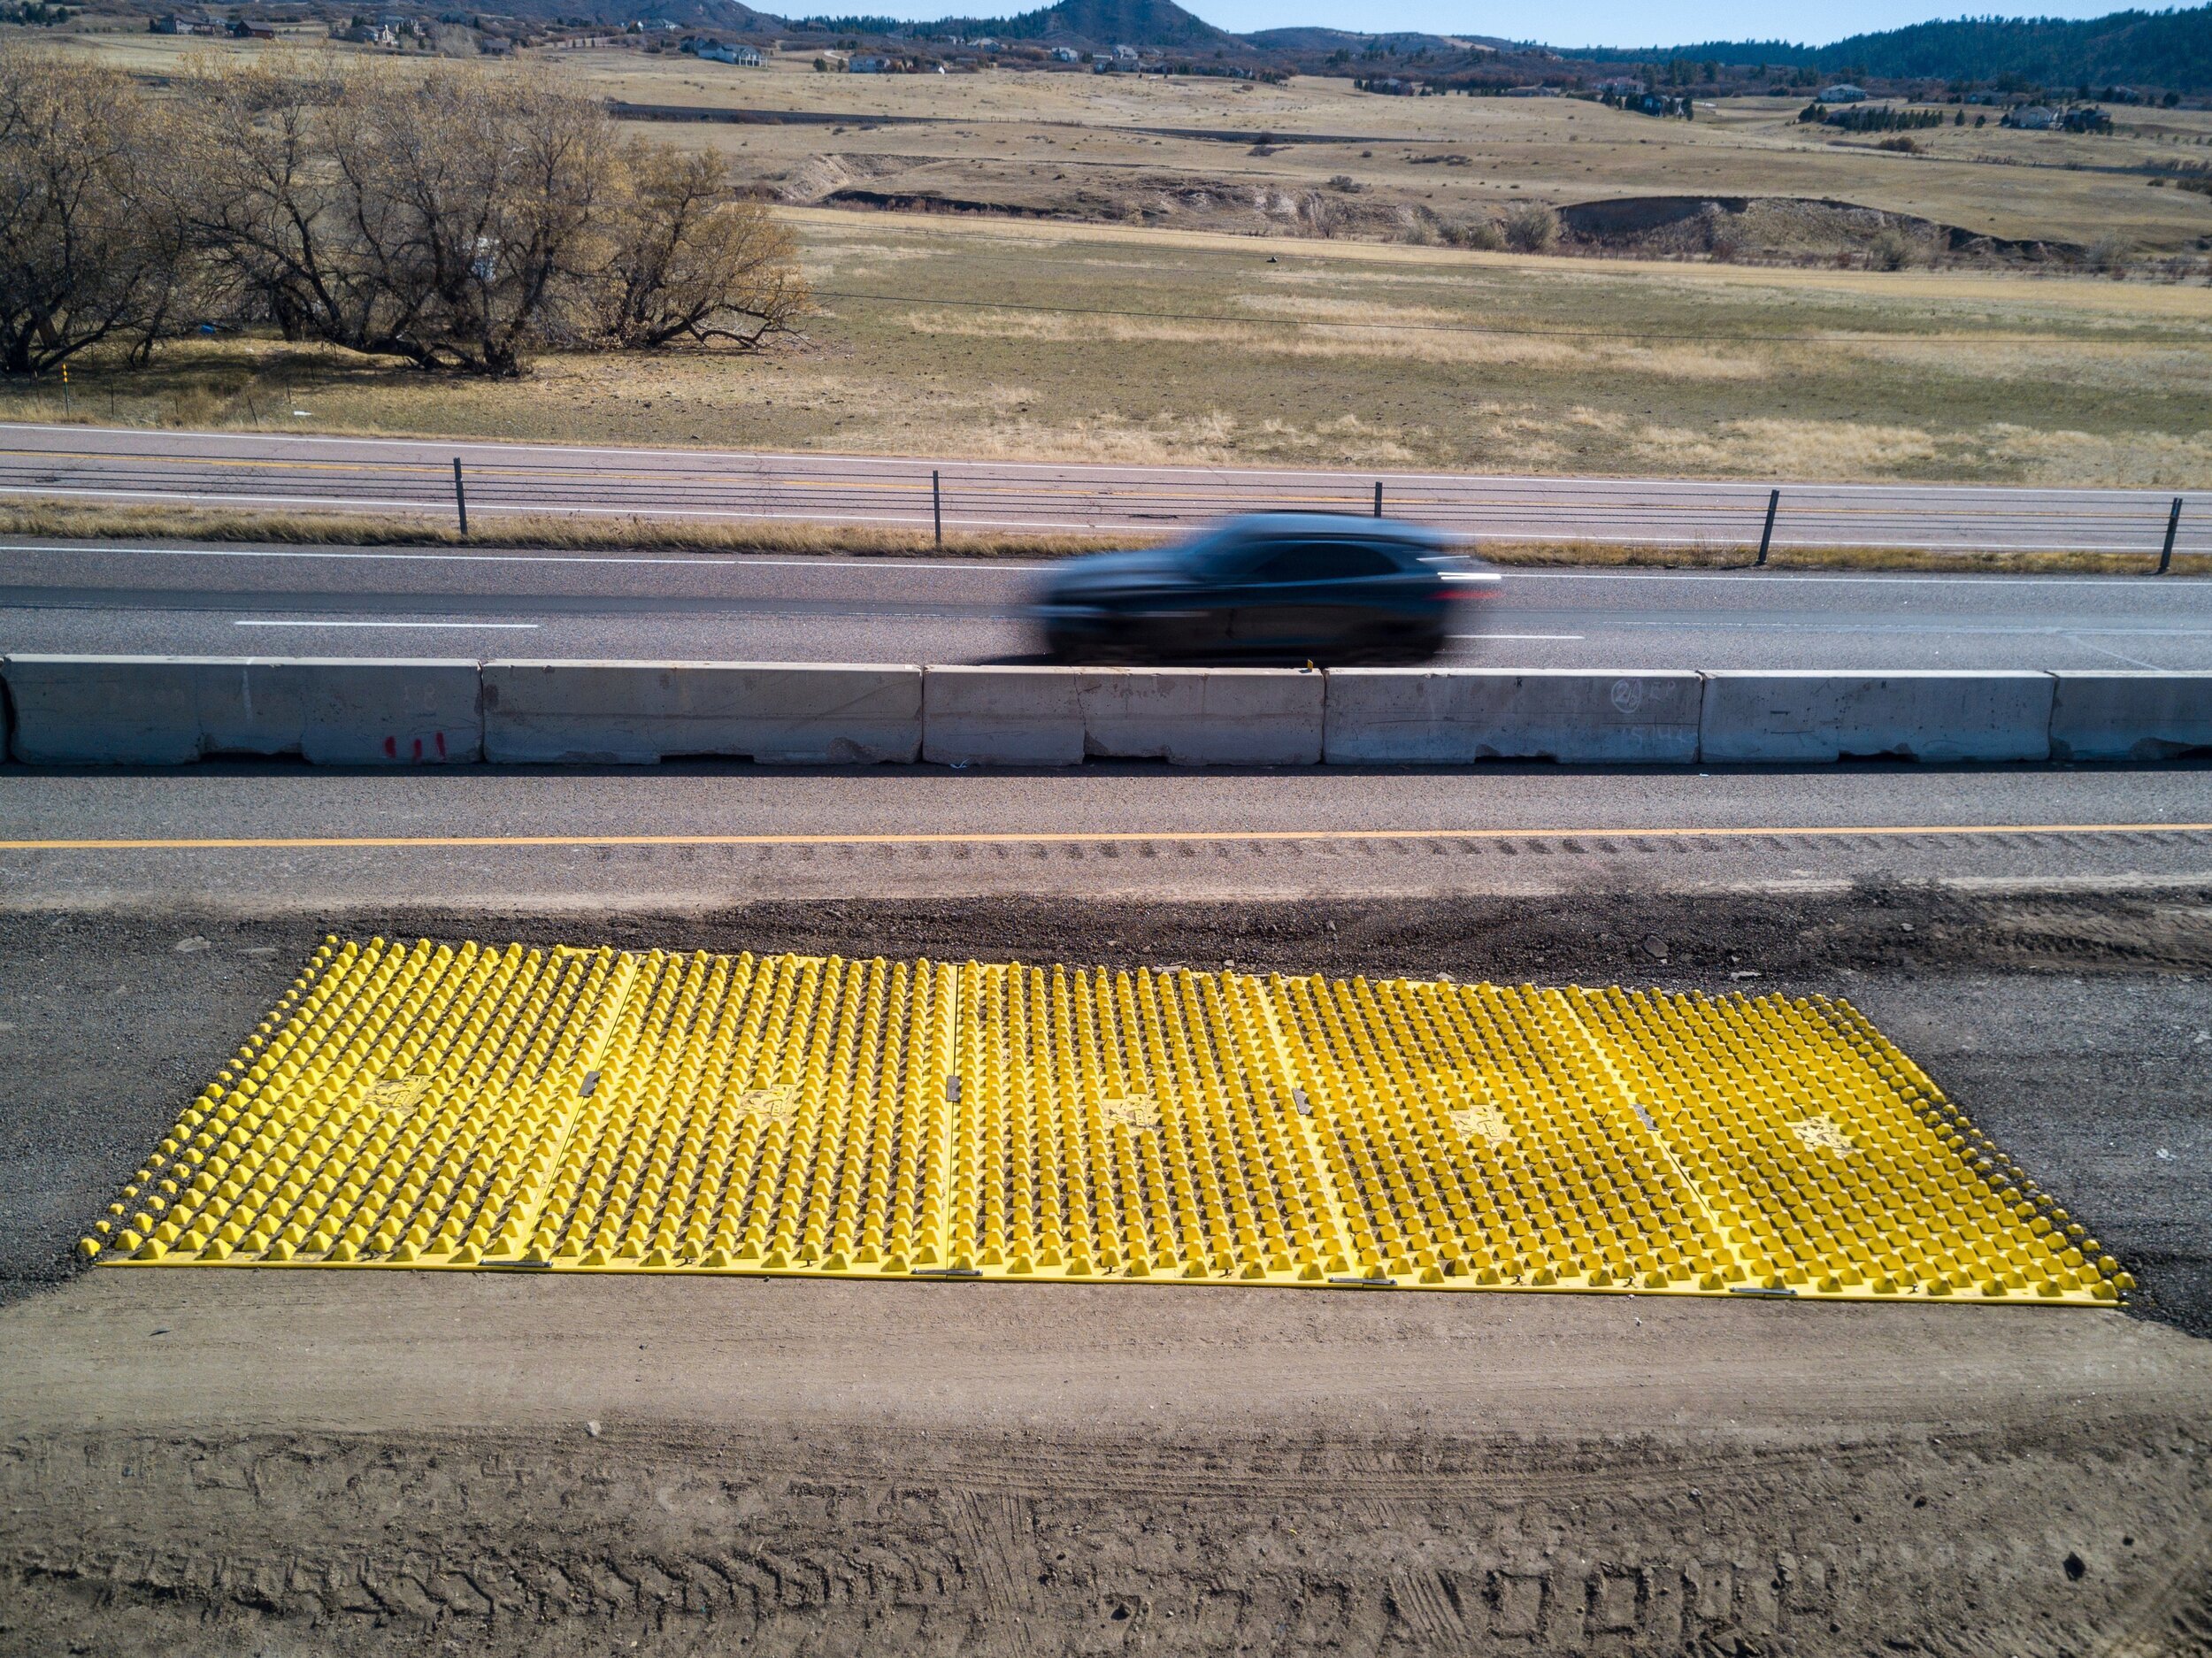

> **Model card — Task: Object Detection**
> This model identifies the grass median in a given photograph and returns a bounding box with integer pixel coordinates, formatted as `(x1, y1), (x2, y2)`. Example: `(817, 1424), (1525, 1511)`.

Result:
(2, 497), (2202, 575)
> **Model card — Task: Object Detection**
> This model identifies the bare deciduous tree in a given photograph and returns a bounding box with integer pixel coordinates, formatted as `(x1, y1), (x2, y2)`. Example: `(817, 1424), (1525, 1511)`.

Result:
(0, 47), (184, 374)
(3, 51), (810, 377)
(179, 61), (623, 374)
(586, 148), (810, 349)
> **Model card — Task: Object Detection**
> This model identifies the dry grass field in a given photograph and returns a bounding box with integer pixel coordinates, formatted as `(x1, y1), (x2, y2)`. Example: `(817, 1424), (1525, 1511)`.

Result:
(7, 32), (2212, 487)
(11, 206), (2210, 487)
(43, 30), (2212, 254)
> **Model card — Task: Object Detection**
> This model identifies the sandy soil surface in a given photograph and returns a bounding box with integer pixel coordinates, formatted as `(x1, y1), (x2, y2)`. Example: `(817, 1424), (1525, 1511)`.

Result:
(4, 1270), (2209, 1657)
(2, 886), (2208, 1654)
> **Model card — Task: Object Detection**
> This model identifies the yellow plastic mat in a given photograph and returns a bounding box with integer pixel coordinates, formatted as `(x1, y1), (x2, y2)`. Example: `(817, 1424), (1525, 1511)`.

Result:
(80, 937), (2129, 1303)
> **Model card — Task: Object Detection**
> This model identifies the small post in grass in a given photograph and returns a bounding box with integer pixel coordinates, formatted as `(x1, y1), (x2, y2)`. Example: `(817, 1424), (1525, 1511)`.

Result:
(452, 457), (469, 537)
(2158, 496), (2183, 576)
(1756, 487), (1780, 567)
(1373, 480), (1383, 518)
(933, 469), (942, 548)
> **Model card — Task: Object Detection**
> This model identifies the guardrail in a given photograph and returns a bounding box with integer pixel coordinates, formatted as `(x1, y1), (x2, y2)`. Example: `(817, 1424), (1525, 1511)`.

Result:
(7, 658), (2208, 767)
(0, 426), (2200, 559)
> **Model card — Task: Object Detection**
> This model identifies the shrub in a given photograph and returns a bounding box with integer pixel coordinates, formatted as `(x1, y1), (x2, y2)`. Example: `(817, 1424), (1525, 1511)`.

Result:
(1445, 217), (1506, 250)
(1501, 201), (1560, 254)
(2084, 234), (2133, 276)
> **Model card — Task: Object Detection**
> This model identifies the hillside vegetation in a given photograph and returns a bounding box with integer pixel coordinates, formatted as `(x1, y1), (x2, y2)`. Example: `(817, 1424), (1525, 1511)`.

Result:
(1584, 7), (2212, 93)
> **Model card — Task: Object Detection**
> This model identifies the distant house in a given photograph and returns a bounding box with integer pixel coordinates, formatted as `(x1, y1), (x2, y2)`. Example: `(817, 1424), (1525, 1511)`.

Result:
(971, 35), (999, 48)
(1502, 84), (1558, 97)
(1113, 42), (1138, 60)
(2002, 104), (2058, 130)
(1595, 76), (1644, 96)
(477, 35), (512, 53)
(150, 13), (219, 33)
(1817, 83), (1868, 103)
(229, 18), (276, 35)
(1049, 45), (1079, 60)
(849, 53), (887, 72)
(695, 40), (759, 64)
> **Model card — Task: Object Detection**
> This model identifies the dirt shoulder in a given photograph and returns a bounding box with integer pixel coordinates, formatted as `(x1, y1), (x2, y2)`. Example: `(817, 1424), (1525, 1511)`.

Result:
(3, 1270), (2209, 1656)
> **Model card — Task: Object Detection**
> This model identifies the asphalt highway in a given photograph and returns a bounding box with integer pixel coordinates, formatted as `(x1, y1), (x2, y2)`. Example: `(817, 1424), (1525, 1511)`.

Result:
(4, 422), (2205, 556)
(6, 536), (2212, 669)
(6, 764), (2209, 911)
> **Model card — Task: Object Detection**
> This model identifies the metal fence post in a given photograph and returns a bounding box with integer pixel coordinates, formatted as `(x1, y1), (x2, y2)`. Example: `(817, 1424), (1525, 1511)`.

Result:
(2158, 496), (2182, 575)
(1755, 487), (1780, 567)
(452, 457), (468, 536)
(1373, 480), (1383, 518)
(933, 470), (942, 548)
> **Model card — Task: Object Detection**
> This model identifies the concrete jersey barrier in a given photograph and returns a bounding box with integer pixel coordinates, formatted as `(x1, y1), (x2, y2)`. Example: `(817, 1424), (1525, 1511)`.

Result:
(2, 656), (481, 766)
(481, 661), (923, 764)
(922, 666), (1325, 766)
(2048, 672), (2212, 762)
(7, 656), (2208, 771)
(1325, 669), (1704, 764)
(1698, 671), (2056, 764)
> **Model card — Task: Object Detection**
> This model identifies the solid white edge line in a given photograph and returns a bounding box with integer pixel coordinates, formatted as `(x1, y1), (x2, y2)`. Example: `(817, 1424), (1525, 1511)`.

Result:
(232, 618), (542, 629)
(0, 540), (2196, 588)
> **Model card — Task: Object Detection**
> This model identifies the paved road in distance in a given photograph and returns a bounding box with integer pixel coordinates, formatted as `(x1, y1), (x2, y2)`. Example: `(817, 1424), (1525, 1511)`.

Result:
(3, 422), (2204, 556)
(6, 538), (2212, 670)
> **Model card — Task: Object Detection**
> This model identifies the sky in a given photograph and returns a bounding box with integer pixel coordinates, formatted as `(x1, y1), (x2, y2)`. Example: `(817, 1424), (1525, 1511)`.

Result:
(865, 0), (2137, 49)
(1187, 0), (2130, 45)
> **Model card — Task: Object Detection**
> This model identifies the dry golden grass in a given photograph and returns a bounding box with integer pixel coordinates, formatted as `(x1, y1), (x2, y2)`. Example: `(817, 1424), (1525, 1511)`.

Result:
(0, 498), (1130, 559)
(5, 497), (2200, 576)
(46, 33), (2212, 254)
(903, 300), (1775, 380)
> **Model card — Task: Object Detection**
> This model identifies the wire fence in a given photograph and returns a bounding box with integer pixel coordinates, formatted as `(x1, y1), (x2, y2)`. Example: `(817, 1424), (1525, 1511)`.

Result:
(0, 428), (2200, 564)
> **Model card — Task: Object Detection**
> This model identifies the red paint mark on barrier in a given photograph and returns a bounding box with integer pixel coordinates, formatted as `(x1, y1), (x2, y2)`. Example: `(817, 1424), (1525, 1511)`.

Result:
(411, 737), (423, 762)
(435, 731), (447, 759)
(382, 735), (396, 760)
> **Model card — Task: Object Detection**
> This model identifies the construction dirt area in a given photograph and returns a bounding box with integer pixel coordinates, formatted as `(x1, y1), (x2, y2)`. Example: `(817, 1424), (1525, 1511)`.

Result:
(3, 885), (2208, 1655)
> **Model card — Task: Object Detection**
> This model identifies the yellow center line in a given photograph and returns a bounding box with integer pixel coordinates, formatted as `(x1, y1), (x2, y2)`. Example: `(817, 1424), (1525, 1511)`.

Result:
(2, 821), (2208, 854)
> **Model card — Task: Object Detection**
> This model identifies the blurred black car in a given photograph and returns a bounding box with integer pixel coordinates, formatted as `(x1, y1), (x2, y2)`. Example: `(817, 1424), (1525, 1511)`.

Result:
(1033, 513), (1499, 664)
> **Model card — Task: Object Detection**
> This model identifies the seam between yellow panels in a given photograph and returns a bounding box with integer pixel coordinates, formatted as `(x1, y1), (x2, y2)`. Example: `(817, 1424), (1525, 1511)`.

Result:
(1252, 983), (1353, 1271)
(495, 951), (640, 1264)
(1556, 995), (1739, 1279)
(935, 960), (960, 1271)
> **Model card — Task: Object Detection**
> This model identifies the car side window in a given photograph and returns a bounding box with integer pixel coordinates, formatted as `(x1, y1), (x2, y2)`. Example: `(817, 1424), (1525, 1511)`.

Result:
(1247, 541), (1398, 583)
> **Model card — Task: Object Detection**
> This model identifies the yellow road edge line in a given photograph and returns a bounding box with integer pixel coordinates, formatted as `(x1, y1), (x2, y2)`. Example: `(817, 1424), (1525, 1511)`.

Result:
(6, 821), (2211, 855)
